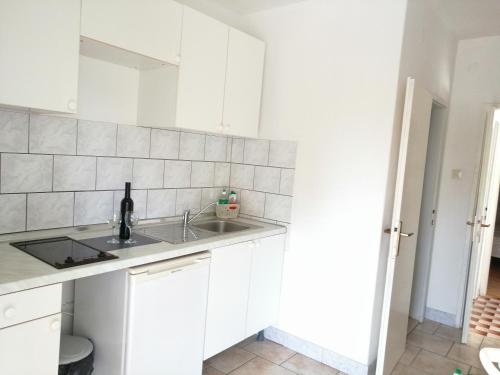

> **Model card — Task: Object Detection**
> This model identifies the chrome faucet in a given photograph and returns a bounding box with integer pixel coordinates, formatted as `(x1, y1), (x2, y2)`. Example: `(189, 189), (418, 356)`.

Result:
(183, 201), (217, 228)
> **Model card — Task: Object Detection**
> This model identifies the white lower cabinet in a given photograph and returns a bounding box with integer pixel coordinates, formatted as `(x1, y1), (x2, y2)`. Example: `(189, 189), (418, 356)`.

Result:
(204, 234), (285, 359)
(0, 284), (62, 375)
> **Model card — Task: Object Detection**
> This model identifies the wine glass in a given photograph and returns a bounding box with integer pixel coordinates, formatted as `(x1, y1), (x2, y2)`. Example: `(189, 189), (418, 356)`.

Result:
(106, 212), (120, 244)
(125, 212), (140, 245)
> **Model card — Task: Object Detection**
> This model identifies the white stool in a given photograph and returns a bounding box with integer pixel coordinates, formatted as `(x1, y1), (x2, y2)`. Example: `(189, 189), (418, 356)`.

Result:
(480, 347), (500, 374)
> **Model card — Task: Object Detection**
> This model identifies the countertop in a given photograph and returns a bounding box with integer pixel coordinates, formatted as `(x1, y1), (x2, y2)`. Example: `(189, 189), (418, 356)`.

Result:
(0, 217), (286, 296)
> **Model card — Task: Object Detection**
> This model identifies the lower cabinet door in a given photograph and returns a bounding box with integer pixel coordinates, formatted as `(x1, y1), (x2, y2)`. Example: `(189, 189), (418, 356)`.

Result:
(0, 313), (62, 375)
(204, 242), (252, 359)
(246, 235), (286, 336)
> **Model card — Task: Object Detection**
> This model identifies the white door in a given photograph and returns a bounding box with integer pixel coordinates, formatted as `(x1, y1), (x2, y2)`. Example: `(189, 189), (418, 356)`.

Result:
(176, 7), (229, 134)
(81, 0), (183, 64)
(222, 28), (265, 138)
(461, 109), (498, 343)
(0, 0), (80, 113)
(376, 78), (433, 375)
(204, 242), (252, 359)
(246, 235), (285, 336)
(0, 314), (61, 375)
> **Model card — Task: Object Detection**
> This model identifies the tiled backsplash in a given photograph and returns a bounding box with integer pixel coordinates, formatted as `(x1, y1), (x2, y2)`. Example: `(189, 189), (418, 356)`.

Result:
(0, 110), (297, 234)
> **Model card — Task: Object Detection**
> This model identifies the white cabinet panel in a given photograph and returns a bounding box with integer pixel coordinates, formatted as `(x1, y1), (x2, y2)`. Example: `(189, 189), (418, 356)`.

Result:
(246, 235), (285, 336)
(204, 242), (252, 359)
(223, 28), (265, 138)
(0, 0), (80, 113)
(176, 7), (228, 134)
(0, 313), (61, 375)
(81, 0), (183, 64)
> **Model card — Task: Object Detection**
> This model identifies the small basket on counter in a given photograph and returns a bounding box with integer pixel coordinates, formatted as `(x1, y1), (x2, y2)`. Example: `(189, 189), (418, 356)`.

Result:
(216, 203), (240, 219)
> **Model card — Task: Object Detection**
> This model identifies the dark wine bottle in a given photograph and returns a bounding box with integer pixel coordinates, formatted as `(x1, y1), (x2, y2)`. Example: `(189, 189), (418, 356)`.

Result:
(119, 182), (134, 240)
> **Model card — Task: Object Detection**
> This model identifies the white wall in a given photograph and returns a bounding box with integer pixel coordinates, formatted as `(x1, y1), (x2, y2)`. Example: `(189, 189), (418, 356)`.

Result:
(428, 36), (500, 323)
(243, 0), (407, 367)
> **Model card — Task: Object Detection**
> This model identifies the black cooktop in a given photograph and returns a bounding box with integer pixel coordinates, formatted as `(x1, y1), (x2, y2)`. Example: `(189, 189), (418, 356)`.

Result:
(10, 236), (118, 269)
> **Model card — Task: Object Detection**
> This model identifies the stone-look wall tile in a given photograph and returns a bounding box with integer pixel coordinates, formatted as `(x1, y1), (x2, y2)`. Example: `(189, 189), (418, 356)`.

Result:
(113, 190), (147, 219)
(280, 169), (295, 196)
(150, 129), (179, 159)
(147, 189), (176, 218)
(176, 188), (202, 215)
(179, 132), (205, 160)
(0, 154), (53, 193)
(265, 194), (293, 222)
(116, 125), (151, 158)
(0, 110), (29, 153)
(231, 138), (244, 163)
(205, 135), (227, 162)
(53, 156), (96, 191)
(214, 163), (230, 187)
(77, 120), (117, 156)
(244, 139), (269, 166)
(27, 192), (74, 230)
(0, 194), (26, 234)
(269, 140), (297, 168)
(191, 162), (215, 188)
(74, 191), (113, 226)
(164, 160), (191, 188)
(96, 157), (133, 190)
(132, 159), (164, 189)
(230, 164), (254, 190)
(240, 190), (266, 217)
(254, 166), (280, 193)
(201, 188), (219, 213)
(29, 115), (77, 155)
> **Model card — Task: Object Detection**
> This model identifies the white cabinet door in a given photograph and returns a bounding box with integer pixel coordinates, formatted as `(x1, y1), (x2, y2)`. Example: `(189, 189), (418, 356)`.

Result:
(204, 242), (252, 359)
(0, 314), (62, 375)
(176, 7), (228, 134)
(0, 0), (80, 113)
(81, 0), (183, 64)
(223, 28), (265, 138)
(246, 235), (285, 336)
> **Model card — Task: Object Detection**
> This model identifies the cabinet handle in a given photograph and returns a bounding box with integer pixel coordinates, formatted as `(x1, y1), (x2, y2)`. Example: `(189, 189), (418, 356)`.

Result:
(50, 319), (61, 331)
(3, 306), (15, 319)
(67, 99), (77, 112)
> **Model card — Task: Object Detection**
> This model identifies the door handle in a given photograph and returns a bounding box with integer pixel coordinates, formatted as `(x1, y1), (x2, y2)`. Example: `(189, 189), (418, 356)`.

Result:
(481, 223), (491, 228)
(400, 232), (414, 237)
(467, 221), (475, 226)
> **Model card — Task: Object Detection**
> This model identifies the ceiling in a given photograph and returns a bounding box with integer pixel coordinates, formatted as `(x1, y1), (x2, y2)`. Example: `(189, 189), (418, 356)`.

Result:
(207, 0), (306, 14)
(428, 0), (500, 39)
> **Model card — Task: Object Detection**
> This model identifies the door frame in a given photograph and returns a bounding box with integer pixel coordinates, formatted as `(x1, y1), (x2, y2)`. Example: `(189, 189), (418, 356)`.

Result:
(410, 100), (449, 322)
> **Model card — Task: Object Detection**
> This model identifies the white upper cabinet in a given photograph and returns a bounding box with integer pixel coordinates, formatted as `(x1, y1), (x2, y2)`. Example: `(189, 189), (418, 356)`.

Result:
(223, 28), (265, 139)
(0, 0), (80, 113)
(176, 7), (229, 134)
(81, 0), (183, 64)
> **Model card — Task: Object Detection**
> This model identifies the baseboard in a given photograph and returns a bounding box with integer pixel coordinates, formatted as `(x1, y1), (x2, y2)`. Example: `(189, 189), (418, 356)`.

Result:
(265, 326), (374, 375)
(424, 307), (457, 327)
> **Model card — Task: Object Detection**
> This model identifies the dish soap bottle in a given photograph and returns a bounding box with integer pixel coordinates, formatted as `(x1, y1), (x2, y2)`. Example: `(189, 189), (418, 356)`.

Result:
(229, 191), (238, 204)
(218, 188), (229, 204)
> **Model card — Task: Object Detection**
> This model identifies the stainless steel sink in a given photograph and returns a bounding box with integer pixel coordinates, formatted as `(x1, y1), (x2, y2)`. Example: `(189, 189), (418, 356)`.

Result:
(192, 220), (251, 233)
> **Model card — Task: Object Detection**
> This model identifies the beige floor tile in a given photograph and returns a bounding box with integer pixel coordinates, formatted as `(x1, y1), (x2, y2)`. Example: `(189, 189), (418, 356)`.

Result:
(416, 319), (440, 335)
(205, 347), (256, 373)
(412, 350), (470, 375)
(398, 344), (421, 366)
(481, 336), (500, 349)
(204, 366), (225, 375)
(468, 333), (485, 349)
(391, 363), (428, 375)
(243, 339), (296, 365)
(447, 343), (482, 369)
(407, 330), (454, 356)
(281, 353), (339, 375)
(237, 335), (258, 348)
(229, 357), (295, 375)
(468, 366), (487, 375)
(435, 325), (461, 342)
(408, 318), (419, 334)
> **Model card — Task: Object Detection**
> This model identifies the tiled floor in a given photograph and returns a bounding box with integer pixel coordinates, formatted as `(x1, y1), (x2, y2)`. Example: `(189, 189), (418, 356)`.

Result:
(487, 257), (500, 299)
(203, 336), (346, 375)
(470, 295), (500, 338)
(392, 318), (493, 374)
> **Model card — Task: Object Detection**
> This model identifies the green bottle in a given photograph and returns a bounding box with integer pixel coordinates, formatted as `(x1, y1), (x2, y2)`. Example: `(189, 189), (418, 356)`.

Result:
(453, 369), (462, 375)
